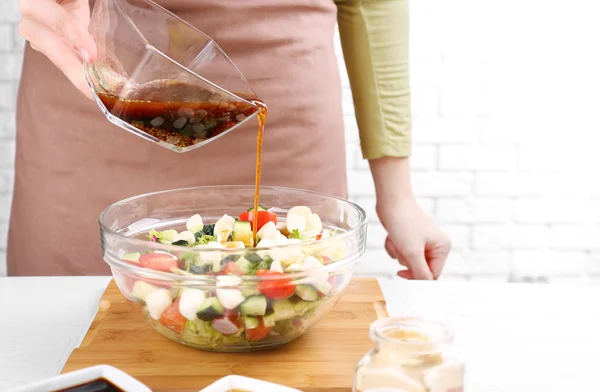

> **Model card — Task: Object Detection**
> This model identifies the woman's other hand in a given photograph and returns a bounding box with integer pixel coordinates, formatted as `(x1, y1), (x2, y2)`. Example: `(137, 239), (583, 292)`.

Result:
(370, 157), (451, 280)
(18, 0), (97, 98)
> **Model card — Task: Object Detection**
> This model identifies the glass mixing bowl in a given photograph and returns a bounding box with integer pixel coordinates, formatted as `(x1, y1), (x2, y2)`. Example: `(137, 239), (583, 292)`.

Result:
(99, 186), (367, 352)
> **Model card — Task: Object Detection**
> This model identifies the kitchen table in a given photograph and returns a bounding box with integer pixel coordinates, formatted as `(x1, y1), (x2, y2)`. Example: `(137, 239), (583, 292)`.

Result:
(1, 276), (599, 392)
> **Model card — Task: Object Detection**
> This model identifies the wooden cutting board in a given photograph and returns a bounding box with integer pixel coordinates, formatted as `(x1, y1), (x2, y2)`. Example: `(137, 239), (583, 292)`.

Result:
(62, 278), (387, 392)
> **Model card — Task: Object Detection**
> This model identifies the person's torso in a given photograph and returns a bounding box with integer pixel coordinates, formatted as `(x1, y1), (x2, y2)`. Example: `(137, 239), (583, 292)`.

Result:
(8, 0), (348, 276)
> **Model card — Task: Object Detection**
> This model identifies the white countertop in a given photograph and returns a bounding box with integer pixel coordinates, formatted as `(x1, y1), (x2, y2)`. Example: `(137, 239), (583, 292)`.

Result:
(1, 276), (599, 392)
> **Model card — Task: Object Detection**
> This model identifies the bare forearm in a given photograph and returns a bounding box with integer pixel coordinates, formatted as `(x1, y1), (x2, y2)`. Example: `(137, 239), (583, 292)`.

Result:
(369, 157), (414, 207)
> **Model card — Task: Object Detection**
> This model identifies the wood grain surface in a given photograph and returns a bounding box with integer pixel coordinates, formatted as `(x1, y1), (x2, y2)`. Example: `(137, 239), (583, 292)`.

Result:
(62, 278), (385, 391)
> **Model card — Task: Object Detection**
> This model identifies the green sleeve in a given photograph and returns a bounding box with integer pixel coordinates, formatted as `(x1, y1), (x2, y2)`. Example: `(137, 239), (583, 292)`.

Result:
(336, 0), (412, 159)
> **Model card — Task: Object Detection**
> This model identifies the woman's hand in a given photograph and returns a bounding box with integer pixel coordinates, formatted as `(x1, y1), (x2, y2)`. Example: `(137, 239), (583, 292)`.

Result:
(18, 0), (97, 98)
(378, 194), (451, 280)
(370, 157), (451, 280)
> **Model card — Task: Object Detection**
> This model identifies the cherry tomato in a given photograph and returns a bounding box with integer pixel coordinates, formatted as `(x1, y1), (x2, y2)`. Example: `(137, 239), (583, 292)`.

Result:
(221, 262), (244, 276)
(139, 253), (178, 272)
(256, 270), (295, 299)
(159, 297), (186, 334)
(238, 210), (277, 232)
(245, 317), (272, 341)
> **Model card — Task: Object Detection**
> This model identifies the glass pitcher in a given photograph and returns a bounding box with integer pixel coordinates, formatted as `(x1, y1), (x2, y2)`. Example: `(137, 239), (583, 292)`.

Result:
(85, 0), (261, 152)
(353, 317), (465, 392)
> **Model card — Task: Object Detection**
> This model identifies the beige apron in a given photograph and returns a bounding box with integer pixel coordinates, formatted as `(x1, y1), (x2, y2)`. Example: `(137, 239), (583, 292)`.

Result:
(7, 0), (347, 276)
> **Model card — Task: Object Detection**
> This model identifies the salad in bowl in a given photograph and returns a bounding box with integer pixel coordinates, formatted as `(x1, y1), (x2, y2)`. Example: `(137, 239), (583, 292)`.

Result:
(99, 186), (367, 352)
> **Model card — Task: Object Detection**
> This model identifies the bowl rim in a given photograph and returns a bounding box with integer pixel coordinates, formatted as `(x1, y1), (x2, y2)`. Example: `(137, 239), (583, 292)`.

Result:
(99, 185), (367, 282)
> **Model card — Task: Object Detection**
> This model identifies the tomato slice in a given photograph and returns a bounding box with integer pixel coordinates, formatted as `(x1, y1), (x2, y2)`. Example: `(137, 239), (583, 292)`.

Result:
(245, 317), (272, 341)
(238, 211), (251, 222)
(255, 270), (281, 277)
(223, 309), (241, 327)
(238, 210), (277, 232)
(256, 270), (295, 300)
(139, 253), (178, 272)
(329, 274), (338, 283)
(159, 297), (186, 334)
(220, 262), (244, 276)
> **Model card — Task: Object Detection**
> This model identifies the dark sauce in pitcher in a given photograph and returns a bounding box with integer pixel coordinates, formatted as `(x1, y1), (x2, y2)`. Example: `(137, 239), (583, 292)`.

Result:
(97, 81), (259, 148)
(95, 81), (268, 246)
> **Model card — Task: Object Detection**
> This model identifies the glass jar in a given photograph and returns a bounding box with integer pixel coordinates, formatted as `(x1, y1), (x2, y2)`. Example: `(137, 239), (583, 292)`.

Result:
(353, 317), (465, 392)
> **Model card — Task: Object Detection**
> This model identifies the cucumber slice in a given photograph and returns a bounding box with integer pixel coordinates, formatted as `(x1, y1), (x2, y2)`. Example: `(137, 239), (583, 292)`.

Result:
(294, 300), (318, 315)
(169, 287), (181, 299)
(244, 253), (263, 263)
(123, 252), (141, 263)
(196, 297), (224, 321)
(313, 279), (333, 295)
(235, 256), (251, 274)
(160, 230), (179, 243)
(241, 287), (261, 298)
(273, 299), (296, 321)
(212, 258), (222, 273)
(232, 220), (253, 247)
(132, 280), (157, 302)
(263, 312), (276, 328)
(294, 285), (319, 302)
(240, 295), (267, 316)
(244, 315), (260, 329)
(247, 205), (268, 211)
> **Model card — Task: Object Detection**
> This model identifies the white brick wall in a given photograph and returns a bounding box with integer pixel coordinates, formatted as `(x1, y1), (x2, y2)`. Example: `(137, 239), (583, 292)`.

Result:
(437, 197), (513, 224)
(439, 145), (518, 171)
(2, 0), (600, 284)
(0, 1), (20, 276)
(350, 0), (600, 284)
